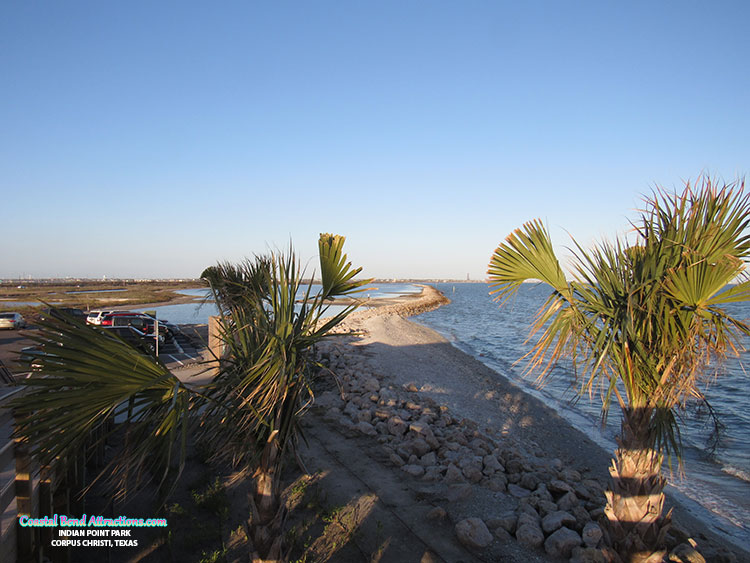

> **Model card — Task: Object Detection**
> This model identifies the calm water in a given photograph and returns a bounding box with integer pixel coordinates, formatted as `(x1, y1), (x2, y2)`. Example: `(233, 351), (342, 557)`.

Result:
(141, 283), (419, 325)
(416, 283), (750, 545)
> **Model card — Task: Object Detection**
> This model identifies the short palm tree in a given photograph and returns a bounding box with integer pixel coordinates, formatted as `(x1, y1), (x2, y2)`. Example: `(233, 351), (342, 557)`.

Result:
(487, 178), (750, 562)
(12, 234), (369, 563)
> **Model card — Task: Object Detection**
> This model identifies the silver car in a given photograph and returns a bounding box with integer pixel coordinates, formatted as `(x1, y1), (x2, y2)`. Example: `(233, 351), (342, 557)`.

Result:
(0, 312), (27, 330)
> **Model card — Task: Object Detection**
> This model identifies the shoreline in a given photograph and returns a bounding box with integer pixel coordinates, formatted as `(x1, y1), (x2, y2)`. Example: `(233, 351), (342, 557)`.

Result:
(315, 285), (748, 561)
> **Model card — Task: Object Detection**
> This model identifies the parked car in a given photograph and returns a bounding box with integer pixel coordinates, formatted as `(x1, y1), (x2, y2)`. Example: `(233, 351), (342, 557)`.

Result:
(0, 312), (27, 330)
(40, 307), (87, 323)
(86, 310), (116, 325)
(100, 313), (168, 341)
(100, 326), (158, 354)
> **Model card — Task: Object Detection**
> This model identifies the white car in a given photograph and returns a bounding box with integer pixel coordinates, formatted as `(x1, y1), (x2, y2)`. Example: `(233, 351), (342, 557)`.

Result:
(0, 312), (27, 330)
(86, 310), (116, 325)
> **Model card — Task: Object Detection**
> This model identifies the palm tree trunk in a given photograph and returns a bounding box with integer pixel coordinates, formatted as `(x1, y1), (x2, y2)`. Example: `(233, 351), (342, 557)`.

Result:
(603, 407), (671, 563)
(248, 433), (286, 563)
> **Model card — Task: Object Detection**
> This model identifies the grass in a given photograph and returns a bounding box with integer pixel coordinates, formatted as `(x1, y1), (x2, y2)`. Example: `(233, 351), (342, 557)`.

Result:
(0, 280), (201, 315)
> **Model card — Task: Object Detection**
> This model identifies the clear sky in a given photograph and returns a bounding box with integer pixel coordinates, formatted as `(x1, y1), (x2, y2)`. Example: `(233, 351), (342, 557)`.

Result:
(2, 1), (748, 280)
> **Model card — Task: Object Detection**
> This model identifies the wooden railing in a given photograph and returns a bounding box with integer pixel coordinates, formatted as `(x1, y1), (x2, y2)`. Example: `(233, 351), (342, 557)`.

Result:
(0, 382), (100, 563)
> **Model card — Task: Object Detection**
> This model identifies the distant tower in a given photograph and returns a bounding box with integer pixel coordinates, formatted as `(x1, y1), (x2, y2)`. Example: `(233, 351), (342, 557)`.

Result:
(466, 273), (470, 281)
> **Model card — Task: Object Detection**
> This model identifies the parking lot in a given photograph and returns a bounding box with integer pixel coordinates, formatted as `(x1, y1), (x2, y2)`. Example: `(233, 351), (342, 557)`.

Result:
(0, 321), (207, 379)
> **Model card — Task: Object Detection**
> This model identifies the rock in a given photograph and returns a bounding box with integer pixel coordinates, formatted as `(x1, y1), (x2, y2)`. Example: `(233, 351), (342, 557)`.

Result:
(572, 505), (592, 528)
(494, 513), (517, 534)
(494, 526), (512, 541)
(387, 416), (408, 437)
(343, 401), (359, 419)
(561, 468), (582, 482)
(389, 453), (405, 467)
(355, 421), (377, 436)
(508, 483), (531, 498)
(516, 505), (540, 529)
(557, 491), (580, 511)
(444, 464), (464, 483)
(455, 518), (493, 549)
(462, 465), (483, 483)
(520, 472), (540, 490)
(357, 409), (373, 423)
(402, 464), (425, 477)
(420, 451), (437, 466)
(422, 466), (443, 482)
(515, 523), (544, 548)
(549, 478), (575, 494)
(361, 376), (380, 392)
(544, 526), (582, 558)
(426, 507), (447, 521)
(404, 382), (418, 392)
(537, 500), (559, 517)
(407, 438), (432, 457)
(669, 543), (706, 563)
(375, 421), (389, 435)
(541, 510), (577, 534)
(582, 521), (603, 547)
(487, 474), (508, 492)
(505, 458), (524, 474)
(482, 454), (504, 474)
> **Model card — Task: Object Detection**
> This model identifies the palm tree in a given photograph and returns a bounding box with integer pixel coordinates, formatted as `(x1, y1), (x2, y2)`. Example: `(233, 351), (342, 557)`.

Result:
(12, 234), (369, 563)
(198, 234), (370, 562)
(487, 178), (750, 562)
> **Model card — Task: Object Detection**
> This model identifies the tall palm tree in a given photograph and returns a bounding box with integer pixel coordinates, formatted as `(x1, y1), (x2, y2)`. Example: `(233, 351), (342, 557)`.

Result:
(198, 234), (370, 562)
(487, 178), (750, 562)
(12, 234), (369, 563)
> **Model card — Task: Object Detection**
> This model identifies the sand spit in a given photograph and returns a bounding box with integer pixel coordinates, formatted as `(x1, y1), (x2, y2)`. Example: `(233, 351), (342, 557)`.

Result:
(301, 286), (745, 562)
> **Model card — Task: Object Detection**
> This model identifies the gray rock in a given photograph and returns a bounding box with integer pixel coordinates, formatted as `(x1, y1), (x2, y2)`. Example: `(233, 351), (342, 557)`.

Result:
(455, 518), (493, 549)
(544, 526), (582, 558)
(355, 421), (377, 436)
(420, 451), (437, 466)
(494, 513), (517, 534)
(444, 464), (464, 483)
(462, 465), (483, 483)
(508, 483), (531, 498)
(361, 376), (380, 392)
(520, 472), (540, 490)
(582, 521), (603, 547)
(515, 523), (544, 548)
(549, 478), (575, 494)
(422, 466), (443, 482)
(408, 438), (432, 457)
(537, 500), (559, 517)
(487, 474), (508, 492)
(402, 464), (425, 477)
(557, 491), (580, 511)
(482, 454), (504, 474)
(493, 526), (512, 541)
(572, 505), (593, 528)
(389, 453), (405, 467)
(541, 510), (577, 534)
(387, 416), (408, 437)
(357, 408), (373, 422)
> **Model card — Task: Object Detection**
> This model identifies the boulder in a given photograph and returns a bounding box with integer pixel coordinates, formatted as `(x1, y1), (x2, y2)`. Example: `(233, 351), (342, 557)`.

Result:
(508, 483), (531, 498)
(426, 506), (447, 521)
(544, 526), (582, 558)
(582, 521), (603, 547)
(455, 518), (493, 549)
(515, 523), (544, 548)
(541, 510), (577, 534)
(402, 464), (425, 477)
(387, 416), (408, 437)
(557, 491), (580, 511)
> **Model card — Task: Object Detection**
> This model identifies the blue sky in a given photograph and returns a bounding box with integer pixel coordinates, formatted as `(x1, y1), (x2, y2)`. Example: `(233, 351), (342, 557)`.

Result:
(2, 1), (748, 280)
